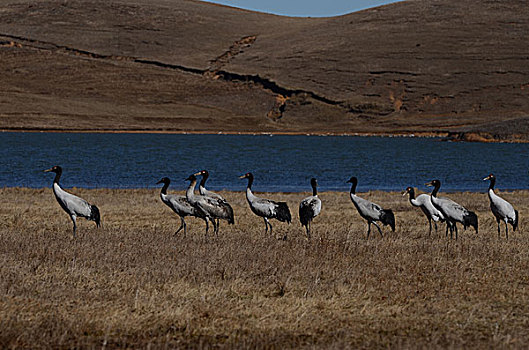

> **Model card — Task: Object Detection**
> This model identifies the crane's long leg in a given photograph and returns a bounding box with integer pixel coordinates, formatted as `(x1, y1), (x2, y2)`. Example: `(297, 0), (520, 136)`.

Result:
(434, 221), (438, 235)
(70, 215), (77, 238)
(504, 219), (509, 239)
(427, 217), (432, 236)
(496, 219), (501, 238)
(216, 219), (220, 235)
(366, 222), (371, 239)
(175, 217), (185, 236)
(446, 221), (450, 238)
(454, 223), (458, 240)
(263, 217), (269, 234)
(204, 218), (209, 239)
(306, 222), (311, 240)
(211, 218), (218, 237)
(267, 219), (273, 237)
(372, 221), (383, 237)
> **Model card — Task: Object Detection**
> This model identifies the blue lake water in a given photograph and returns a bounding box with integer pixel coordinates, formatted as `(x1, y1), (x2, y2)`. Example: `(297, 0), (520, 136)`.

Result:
(1, 132), (528, 192)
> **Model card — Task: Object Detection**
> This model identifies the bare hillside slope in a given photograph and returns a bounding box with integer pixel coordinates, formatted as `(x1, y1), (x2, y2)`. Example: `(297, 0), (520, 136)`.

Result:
(1, 0), (528, 141)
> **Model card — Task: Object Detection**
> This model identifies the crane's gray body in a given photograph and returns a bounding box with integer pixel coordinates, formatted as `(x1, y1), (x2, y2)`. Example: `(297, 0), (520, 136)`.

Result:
(405, 188), (445, 235)
(46, 166), (100, 237)
(186, 176), (234, 236)
(240, 172), (291, 239)
(410, 194), (444, 223)
(427, 179), (478, 239)
(347, 177), (395, 238)
(484, 174), (518, 238)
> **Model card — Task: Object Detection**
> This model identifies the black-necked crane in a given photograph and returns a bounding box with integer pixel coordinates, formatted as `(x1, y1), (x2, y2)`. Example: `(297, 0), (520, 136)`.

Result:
(347, 176), (395, 238)
(299, 178), (321, 239)
(425, 179), (478, 239)
(483, 174), (518, 238)
(156, 177), (205, 237)
(44, 165), (100, 237)
(403, 186), (445, 235)
(196, 169), (234, 229)
(239, 172), (291, 239)
(185, 173), (234, 237)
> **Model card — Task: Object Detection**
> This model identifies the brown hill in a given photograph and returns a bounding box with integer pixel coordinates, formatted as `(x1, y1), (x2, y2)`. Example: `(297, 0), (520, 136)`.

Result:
(1, 0), (528, 141)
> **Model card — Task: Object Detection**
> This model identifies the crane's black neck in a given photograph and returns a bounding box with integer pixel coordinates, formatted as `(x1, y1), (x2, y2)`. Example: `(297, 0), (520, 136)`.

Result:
(430, 183), (441, 197)
(408, 188), (416, 200)
(246, 174), (254, 190)
(53, 169), (62, 184)
(488, 177), (496, 190)
(199, 172), (209, 188)
(160, 181), (170, 195)
(349, 179), (358, 194)
(310, 180), (318, 196)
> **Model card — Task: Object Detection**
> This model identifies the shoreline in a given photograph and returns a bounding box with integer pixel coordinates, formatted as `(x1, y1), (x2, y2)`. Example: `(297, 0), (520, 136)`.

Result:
(2, 128), (529, 143)
(6, 187), (529, 194)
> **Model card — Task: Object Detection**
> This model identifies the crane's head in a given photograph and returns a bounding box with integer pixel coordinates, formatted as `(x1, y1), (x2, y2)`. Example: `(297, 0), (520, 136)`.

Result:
(44, 165), (62, 173)
(239, 172), (253, 180)
(346, 176), (357, 184)
(402, 186), (414, 196)
(156, 177), (170, 185)
(483, 173), (495, 181)
(425, 179), (440, 187)
(196, 170), (209, 177)
(310, 178), (318, 187)
(185, 174), (197, 182)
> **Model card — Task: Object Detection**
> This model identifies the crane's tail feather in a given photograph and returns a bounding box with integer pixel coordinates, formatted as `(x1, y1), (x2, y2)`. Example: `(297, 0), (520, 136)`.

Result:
(275, 202), (292, 223)
(90, 205), (101, 228)
(463, 211), (478, 233)
(299, 207), (311, 227)
(227, 204), (235, 225)
(381, 209), (395, 232)
(513, 209), (519, 232)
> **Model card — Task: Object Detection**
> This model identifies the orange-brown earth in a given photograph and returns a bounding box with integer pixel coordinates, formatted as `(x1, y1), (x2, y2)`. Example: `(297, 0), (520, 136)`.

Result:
(1, 0), (529, 141)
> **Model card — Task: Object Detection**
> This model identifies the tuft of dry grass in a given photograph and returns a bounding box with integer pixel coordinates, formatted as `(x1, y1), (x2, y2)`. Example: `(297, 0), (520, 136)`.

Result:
(1, 187), (528, 348)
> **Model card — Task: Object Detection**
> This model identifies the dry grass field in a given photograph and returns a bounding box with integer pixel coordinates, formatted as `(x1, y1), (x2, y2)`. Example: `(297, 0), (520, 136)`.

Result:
(1, 187), (528, 348)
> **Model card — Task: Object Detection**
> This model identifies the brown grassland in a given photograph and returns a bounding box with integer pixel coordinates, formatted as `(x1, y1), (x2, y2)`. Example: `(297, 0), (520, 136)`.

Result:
(1, 187), (528, 348)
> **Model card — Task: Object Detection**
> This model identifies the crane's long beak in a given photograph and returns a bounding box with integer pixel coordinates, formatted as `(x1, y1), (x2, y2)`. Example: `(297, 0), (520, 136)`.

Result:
(238, 174), (246, 179)
(43, 168), (53, 172)
(483, 175), (491, 181)
(156, 180), (163, 184)
(425, 181), (433, 187)
(401, 190), (408, 196)
(193, 172), (202, 176)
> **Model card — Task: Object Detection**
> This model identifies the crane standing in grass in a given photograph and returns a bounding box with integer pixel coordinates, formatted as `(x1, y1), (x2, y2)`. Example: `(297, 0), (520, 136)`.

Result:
(426, 179), (478, 239)
(483, 174), (518, 238)
(299, 178), (322, 239)
(196, 169), (234, 230)
(44, 165), (100, 237)
(239, 172), (291, 240)
(185, 173), (234, 237)
(347, 176), (395, 238)
(403, 186), (445, 235)
(156, 177), (205, 237)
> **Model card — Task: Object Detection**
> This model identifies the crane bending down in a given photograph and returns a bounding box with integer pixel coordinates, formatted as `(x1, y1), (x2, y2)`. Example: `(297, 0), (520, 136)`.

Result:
(239, 172), (291, 239)
(483, 174), (518, 238)
(196, 170), (234, 230)
(156, 177), (205, 237)
(299, 178), (322, 239)
(403, 187), (445, 235)
(426, 179), (478, 239)
(185, 173), (234, 237)
(347, 176), (395, 238)
(44, 165), (100, 237)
